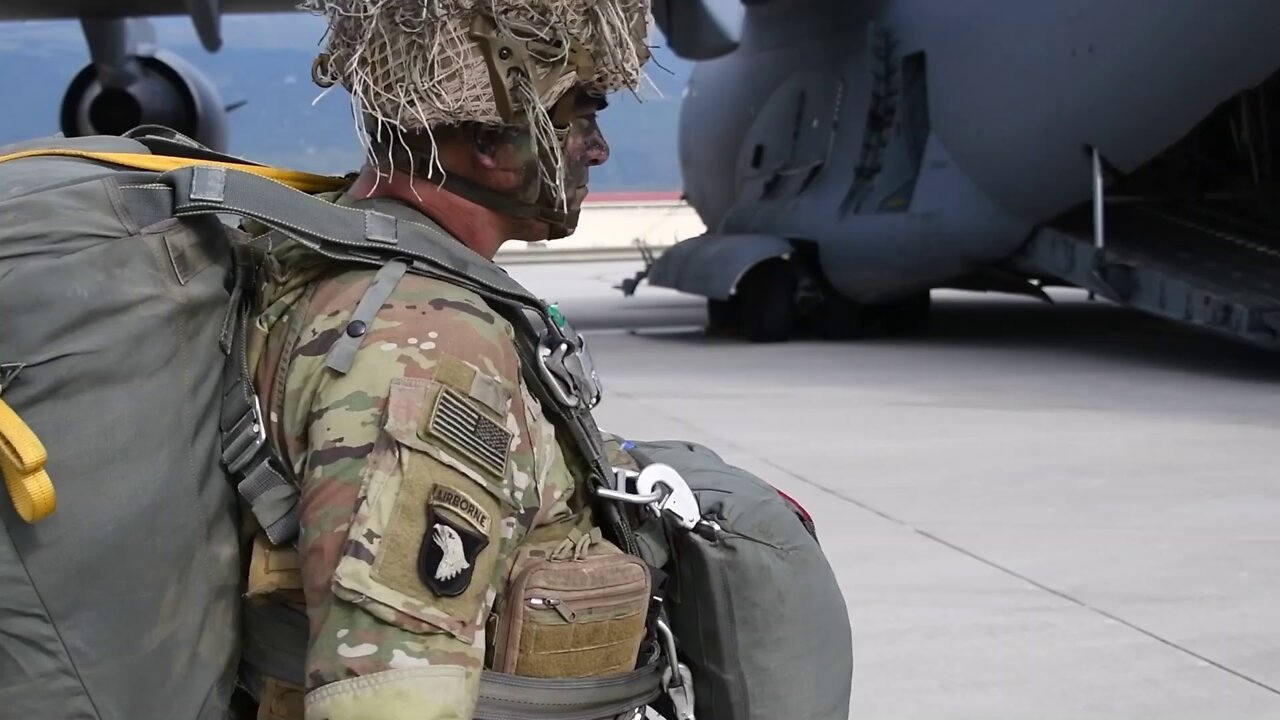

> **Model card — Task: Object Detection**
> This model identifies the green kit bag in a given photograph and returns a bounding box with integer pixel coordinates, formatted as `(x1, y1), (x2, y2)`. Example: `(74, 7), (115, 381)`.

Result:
(0, 131), (335, 720)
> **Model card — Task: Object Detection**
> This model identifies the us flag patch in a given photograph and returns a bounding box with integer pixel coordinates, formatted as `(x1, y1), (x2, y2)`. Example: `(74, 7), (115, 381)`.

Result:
(427, 388), (513, 477)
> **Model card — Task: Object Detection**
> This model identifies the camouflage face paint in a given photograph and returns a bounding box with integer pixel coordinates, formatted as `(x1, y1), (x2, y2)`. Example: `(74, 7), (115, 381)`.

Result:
(480, 90), (611, 212)
(562, 93), (611, 210)
(475, 125), (543, 203)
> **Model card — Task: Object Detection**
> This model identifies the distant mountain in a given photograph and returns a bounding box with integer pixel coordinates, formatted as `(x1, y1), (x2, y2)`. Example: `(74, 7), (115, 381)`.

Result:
(0, 15), (691, 191)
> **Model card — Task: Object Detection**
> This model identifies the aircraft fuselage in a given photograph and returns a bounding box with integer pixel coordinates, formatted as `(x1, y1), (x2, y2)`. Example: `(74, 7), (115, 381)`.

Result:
(677, 0), (1280, 302)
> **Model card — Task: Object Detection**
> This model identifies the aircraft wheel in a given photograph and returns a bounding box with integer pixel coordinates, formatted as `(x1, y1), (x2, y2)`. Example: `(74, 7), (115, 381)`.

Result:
(737, 260), (797, 343)
(707, 297), (740, 335)
(882, 291), (932, 335)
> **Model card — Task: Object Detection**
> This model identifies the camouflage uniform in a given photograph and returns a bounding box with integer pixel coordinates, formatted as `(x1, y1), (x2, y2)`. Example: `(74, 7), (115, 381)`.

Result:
(251, 195), (592, 719)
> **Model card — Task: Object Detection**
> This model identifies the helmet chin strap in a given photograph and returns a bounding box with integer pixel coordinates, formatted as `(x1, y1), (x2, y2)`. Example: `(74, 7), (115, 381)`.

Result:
(372, 122), (581, 241)
(429, 166), (581, 241)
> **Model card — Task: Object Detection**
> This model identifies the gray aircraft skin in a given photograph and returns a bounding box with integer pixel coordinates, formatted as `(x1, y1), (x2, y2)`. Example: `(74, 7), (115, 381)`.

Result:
(4, 0), (1280, 349)
(650, 0), (1280, 348)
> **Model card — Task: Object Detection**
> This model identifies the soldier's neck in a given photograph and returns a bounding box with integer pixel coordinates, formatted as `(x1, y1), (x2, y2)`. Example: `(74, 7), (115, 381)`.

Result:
(349, 167), (510, 260)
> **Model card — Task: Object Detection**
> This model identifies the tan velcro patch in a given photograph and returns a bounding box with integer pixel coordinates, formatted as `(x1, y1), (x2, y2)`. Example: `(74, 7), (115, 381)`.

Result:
(366, 453), (506, 641)
(434, 354), (513, 417)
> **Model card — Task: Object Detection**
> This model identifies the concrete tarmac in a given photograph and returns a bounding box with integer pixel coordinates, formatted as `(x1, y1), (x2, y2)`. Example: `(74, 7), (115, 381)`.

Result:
(509, 260), (1280, 719)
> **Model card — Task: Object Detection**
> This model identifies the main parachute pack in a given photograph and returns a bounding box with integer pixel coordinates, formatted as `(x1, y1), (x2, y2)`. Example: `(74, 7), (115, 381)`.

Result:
(0, 130), (851, 720)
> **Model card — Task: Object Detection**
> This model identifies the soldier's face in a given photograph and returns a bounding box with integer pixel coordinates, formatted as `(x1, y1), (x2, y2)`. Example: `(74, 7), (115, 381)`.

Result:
(473, 90), (610, 211)
(462, 89), (611, 241)
(562, 90), (612, 210)
(469, 125), (542, 201)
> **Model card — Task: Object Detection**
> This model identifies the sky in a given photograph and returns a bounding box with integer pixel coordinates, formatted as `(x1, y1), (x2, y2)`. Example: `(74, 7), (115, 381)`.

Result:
(0, 12), (334, 54)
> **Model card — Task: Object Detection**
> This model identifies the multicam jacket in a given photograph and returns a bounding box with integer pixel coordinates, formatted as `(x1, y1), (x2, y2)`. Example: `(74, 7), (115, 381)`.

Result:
(250, 194), (595, 720)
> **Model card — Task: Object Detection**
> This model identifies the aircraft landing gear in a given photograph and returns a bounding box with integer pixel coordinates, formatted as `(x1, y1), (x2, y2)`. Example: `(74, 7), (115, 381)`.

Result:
(706, 297), (740, 335)
(813, 290), (932, 339)
(735, 260), (798, 343)
(815, 293), (874, 339)
(881, 291), (932, 335)
(704, 258), (930, 343)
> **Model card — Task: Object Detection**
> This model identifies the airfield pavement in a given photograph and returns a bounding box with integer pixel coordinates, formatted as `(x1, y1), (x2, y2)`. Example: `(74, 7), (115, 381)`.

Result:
(507, 259), (1280, 720)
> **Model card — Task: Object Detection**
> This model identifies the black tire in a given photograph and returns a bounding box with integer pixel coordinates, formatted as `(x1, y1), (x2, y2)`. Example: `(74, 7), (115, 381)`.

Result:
(737, 260), (797, 343)
(706, 297), (740, 335)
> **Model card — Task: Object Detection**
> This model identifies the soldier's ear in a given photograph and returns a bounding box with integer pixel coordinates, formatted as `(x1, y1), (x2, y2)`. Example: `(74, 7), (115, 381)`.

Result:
(469, 124), (538, 172)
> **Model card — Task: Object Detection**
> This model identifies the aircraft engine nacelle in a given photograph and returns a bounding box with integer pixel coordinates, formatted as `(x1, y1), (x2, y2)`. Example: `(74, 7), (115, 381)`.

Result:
(59, 49), (228, 152)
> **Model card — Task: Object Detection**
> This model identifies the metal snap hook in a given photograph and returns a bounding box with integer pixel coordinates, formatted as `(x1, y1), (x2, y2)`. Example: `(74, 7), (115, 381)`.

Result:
(635, 464), (702, 530)
(655, 618), (697, 720)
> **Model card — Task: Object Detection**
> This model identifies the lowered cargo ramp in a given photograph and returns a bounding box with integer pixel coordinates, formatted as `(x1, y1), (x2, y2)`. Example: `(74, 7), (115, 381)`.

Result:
(1014, 203), (1280, 351)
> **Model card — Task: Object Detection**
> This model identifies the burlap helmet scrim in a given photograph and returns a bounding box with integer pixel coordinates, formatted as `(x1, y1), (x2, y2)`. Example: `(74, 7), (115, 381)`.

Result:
(305, 0), (651, 217)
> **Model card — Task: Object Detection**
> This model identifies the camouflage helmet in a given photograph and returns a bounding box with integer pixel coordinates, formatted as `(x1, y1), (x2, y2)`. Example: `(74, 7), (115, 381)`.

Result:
(305, 0), (652, 235)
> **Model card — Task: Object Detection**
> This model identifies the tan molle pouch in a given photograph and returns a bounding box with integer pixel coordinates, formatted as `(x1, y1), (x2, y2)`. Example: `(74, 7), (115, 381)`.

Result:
(246, 531), (305, 605)
(491, 529), (651, 679)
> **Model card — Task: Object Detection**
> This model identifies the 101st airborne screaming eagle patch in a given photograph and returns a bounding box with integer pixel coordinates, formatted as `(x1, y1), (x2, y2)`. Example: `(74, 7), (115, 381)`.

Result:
(419, 485), (492, 597)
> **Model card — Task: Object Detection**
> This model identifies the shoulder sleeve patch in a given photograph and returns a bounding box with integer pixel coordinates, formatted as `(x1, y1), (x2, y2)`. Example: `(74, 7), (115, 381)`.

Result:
(424, 388), (513, 479)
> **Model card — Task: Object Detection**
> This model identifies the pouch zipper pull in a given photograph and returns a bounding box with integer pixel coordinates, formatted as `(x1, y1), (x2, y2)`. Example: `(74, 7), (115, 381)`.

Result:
(528, 596), (577, 623)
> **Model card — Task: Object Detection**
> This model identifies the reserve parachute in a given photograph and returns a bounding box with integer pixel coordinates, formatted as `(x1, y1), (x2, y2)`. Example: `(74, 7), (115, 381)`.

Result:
(616, 439), (854, 720)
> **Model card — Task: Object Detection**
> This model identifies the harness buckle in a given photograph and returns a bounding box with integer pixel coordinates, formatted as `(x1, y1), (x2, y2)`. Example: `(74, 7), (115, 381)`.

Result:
(536, 332), (603, 410)
(223, 394), (268, 475)
(570, 332), (603, 407)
